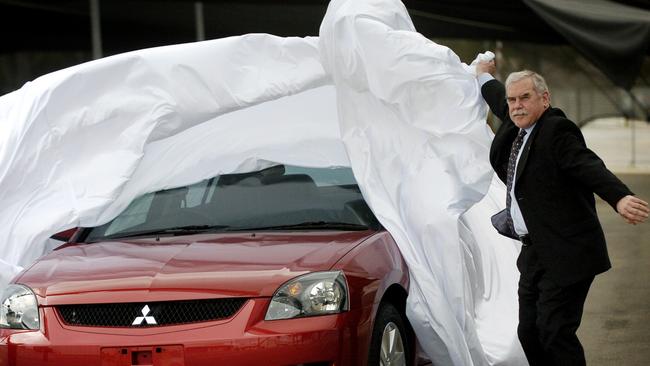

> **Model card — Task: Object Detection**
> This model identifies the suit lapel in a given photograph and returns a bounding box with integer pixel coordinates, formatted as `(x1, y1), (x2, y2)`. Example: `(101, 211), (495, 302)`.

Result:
(491, 122), (518, 182)
(515, 123), (540, 184)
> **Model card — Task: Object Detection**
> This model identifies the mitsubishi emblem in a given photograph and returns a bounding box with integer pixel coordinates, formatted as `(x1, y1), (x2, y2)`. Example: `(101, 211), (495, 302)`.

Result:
(132, 305), (157, 325)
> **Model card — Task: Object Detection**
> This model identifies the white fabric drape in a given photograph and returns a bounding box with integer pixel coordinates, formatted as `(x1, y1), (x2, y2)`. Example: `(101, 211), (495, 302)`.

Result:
(0, 34), (330, 283)
(0, 1), (526, 364)
(319, 1), (525, 364)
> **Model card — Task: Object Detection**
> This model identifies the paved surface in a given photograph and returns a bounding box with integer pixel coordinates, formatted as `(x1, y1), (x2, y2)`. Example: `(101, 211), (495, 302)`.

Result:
(579, 119), (650, 365)
(579, 174), (650, 366)
(582, 118), (650, 174)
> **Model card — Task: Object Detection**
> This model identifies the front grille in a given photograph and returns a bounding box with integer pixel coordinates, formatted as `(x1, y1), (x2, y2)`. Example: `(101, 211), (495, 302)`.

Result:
(57, 298), (247, 327)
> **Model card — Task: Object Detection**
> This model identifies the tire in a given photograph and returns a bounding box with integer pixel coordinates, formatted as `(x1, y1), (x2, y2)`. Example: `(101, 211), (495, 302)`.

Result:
(367, 302), (413, 366)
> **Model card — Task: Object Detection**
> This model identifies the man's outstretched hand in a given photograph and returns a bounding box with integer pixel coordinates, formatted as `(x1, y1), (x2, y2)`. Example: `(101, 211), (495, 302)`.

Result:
(616, 195), (650, 225)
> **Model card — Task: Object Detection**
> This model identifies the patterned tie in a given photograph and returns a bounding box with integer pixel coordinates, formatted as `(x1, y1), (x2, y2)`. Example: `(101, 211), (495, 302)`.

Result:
(506, 129), (527, 232)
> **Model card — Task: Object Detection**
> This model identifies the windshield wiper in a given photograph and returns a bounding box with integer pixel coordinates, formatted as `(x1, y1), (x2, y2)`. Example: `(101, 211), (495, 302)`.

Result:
(228, 221), (370, 231)
(99, 225), (231, 240)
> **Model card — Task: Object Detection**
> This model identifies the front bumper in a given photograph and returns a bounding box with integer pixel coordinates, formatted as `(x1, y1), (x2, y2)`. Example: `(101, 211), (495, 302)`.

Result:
(1, 298), (364, 366)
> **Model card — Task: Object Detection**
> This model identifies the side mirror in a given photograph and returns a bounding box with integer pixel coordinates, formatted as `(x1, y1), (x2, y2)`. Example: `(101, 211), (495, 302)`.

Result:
(50, 228), (78, 242)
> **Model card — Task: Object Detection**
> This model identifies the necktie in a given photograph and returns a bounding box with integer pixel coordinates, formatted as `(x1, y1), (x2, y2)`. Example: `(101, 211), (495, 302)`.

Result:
(506, 129), (527, 233)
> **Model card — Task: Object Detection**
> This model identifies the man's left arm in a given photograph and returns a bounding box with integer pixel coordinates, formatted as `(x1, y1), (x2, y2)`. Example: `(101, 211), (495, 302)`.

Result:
(552, 119), (649, 224)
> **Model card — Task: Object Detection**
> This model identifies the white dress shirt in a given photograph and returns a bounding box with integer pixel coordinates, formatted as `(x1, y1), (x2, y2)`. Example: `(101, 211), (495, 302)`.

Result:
(478, 73), (534, 235)
(509, 125), (535, 235)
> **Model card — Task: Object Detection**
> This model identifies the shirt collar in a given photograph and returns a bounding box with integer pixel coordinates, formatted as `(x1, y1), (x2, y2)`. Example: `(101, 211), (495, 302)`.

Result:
(523, 123), (536, 134)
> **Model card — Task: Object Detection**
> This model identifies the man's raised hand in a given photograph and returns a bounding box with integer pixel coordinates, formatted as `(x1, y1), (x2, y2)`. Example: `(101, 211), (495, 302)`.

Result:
(476, 60), (496, 76)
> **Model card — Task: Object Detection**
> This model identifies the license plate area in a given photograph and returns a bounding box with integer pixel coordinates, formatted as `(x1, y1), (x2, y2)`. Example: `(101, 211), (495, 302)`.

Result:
(101, 345), (184, 366)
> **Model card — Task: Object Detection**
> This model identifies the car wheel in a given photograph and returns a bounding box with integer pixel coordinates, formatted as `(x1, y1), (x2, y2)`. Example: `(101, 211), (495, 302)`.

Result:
(368, 302), (412, 366)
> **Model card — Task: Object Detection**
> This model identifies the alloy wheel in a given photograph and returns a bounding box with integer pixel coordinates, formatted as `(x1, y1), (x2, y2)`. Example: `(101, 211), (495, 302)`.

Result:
(380, 321), (406, 366)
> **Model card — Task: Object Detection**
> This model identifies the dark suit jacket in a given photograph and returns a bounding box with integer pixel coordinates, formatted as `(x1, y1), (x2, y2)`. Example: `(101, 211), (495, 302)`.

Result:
(482, 79), (633, 286)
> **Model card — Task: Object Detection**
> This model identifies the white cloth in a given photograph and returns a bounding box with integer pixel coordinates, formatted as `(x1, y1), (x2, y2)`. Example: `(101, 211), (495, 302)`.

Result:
(0, 34), (331, 278)
(0, 1), (525, 365)
(320, 1), (523, 365)
(478, 73), (496, 87)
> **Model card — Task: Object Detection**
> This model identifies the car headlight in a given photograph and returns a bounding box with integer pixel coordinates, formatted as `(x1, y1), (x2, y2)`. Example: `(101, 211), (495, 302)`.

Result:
(0, 284), (40, 330)
(265, 271), (349, 320)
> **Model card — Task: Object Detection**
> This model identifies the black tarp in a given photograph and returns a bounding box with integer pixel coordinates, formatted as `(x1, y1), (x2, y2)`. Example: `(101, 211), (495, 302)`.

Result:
(524, 0), (650, 90)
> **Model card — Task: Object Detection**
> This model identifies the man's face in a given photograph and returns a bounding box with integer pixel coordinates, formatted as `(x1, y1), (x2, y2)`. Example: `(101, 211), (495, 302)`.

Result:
(506, 78), (549, 129)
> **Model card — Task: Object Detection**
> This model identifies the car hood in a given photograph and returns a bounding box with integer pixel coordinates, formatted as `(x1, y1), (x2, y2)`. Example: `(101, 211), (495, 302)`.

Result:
(18, 231), (376, 305)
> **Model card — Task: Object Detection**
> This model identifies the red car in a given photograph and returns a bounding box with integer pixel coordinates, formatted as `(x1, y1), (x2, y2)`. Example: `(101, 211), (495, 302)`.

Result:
(1, 165), (414, 366)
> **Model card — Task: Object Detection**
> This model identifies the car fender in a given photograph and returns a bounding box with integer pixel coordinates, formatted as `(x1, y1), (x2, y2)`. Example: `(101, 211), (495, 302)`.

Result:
(330, 230), (409, 364)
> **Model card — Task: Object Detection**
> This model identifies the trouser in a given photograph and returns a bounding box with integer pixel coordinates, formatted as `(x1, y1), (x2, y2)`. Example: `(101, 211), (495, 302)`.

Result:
(517, 245), (594, 366)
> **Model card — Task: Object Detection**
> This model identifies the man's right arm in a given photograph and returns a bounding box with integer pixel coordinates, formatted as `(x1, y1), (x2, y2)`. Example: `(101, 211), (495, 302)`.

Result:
(476, 60), (509, 122)
(480, 80), (509, 122)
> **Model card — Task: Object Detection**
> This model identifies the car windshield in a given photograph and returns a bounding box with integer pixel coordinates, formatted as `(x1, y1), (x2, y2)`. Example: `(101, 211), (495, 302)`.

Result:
(84, 165), (380, 242)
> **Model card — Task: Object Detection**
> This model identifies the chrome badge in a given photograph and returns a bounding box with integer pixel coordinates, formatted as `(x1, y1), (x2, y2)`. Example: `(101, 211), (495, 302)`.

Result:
(132, 305), (157, 325)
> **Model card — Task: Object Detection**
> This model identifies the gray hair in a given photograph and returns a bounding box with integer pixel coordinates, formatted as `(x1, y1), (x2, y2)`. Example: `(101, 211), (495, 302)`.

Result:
(505, 70), (549, 95)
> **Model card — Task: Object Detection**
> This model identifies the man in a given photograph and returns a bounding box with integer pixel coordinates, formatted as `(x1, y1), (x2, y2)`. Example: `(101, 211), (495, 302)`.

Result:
(475, 59), (649, 365)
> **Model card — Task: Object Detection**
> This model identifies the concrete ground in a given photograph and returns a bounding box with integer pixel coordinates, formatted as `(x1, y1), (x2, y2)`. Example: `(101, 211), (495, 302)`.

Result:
(579, 118), (650, 366)
(579, 174), (650, 366)
(582, 118), (650, 173)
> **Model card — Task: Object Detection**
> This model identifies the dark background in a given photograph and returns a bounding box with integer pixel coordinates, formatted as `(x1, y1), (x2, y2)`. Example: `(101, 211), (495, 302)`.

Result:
(1, 0), (649, 123)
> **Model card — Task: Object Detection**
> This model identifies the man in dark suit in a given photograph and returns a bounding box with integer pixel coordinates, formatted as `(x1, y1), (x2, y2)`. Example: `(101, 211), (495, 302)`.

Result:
(475, 59), (649, 366)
